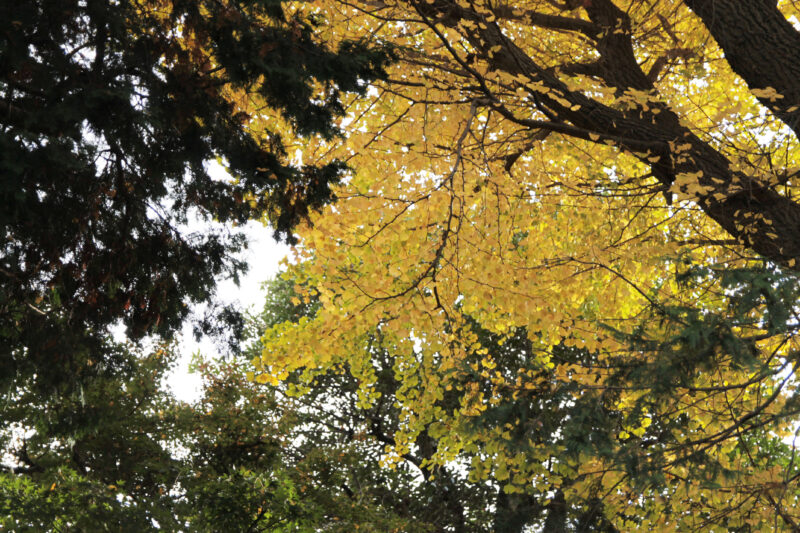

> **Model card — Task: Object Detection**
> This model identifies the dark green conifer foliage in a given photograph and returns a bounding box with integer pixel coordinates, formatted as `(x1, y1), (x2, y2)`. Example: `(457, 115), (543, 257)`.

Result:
(0, 0), (391, 392)
(1, 341), (343, 531)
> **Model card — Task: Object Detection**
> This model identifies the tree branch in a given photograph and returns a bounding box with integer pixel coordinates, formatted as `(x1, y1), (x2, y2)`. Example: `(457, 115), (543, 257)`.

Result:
(685, 0), (800, 137)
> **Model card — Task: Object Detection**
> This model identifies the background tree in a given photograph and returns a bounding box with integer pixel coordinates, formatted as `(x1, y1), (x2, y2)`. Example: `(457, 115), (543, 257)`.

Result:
(4, 278), (534, 532)
(0, 338), (359, 532)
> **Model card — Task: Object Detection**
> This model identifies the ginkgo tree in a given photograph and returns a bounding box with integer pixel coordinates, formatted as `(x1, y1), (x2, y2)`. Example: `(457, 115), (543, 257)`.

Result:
(251, 0), (800, 529)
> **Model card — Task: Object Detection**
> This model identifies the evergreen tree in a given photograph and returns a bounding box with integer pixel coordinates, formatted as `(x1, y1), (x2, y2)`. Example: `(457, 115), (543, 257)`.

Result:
(0, 0), (391, 395)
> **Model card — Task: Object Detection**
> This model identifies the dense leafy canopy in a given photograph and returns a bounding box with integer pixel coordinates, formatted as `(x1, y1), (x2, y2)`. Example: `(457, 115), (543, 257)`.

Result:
(2, 281), (514, 532)
(9, 0), (800, 530)
(0, 338), (362, 532)
(252, 0), (800, 529)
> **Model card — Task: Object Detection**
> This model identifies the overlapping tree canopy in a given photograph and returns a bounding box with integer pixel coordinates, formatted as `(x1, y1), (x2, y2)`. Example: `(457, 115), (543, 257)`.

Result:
(2, 280), (523, 532)
(7, 0), (800, 529)
(253, 0), (800, 529)
(1, 2), (396, 529)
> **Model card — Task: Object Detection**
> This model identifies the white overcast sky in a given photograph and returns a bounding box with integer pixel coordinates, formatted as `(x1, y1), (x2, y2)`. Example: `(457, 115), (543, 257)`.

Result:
(165, 160), (292, 402)
(167, 219), (289, 402)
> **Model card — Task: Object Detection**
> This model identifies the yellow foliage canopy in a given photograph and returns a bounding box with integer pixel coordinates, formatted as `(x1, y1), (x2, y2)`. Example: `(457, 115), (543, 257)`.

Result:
(253, 0), (800, 528)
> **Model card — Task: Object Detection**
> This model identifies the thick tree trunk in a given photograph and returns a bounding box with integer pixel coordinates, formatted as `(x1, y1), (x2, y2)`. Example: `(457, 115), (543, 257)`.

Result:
(684, 0), (800, 137)
(492, 490), (543, 532)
